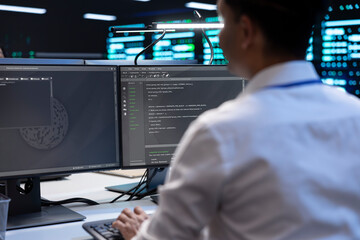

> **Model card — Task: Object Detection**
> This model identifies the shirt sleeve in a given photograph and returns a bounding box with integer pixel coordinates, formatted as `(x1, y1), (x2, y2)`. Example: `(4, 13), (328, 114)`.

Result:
(133, 120), (227, 240)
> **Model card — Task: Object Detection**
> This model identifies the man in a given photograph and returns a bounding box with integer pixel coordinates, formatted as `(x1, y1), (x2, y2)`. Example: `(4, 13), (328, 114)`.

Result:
(0, 47), (5, 58)
(113, 0), (360, 239)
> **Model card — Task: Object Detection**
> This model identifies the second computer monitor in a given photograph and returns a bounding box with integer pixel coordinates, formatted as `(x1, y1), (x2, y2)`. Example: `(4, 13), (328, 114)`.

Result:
(0, 64), (120, 179)
(119, 65), (247, 169)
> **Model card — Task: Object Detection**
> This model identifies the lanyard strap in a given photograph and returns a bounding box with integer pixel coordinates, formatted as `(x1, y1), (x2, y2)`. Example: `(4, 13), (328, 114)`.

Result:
(263, 79), (323, 90)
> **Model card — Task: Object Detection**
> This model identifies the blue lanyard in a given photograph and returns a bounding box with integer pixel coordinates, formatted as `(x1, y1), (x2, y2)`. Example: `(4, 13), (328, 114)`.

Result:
(263, 79), (323, 90)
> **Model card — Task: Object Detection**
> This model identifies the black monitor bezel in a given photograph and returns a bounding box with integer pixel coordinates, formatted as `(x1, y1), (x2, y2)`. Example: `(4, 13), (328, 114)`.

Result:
(0, 64), (121, 180)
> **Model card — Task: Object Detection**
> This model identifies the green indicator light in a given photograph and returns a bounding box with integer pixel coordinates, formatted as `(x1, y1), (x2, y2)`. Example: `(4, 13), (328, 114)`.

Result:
(129, 95), (135, 97)
(189, 44), (195, 52)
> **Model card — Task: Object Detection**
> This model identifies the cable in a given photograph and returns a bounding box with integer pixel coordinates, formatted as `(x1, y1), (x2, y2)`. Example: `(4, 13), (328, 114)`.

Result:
(126, 170), (153, 201)
(133, 188), (158, 201)
(109, 168), (164, 203)
(201, 28), (214, 65)
(109, 169), (149, 203)
(126, 169), (149, 199)
(134, 29), (167, 65)
(132, 167), (166, 200)
(126, 168), (159, 201)
(16, 178), (34, 195)
(41, 197), (99, 206)
(193, 10), (214, 65)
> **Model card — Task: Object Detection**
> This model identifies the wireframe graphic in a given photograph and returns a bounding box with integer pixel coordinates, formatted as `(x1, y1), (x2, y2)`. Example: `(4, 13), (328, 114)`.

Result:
(20, 98), (68, 150)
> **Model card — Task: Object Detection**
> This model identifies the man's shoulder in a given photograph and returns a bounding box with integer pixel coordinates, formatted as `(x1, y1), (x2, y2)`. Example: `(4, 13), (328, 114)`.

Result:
(194, 96), (262, 134)
(322, 85), (360, 116)
(194, 86), (360, 135)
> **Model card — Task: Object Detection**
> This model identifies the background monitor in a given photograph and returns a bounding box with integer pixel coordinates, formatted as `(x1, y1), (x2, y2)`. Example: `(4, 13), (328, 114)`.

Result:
(0, 58), (84, 65)
(0, 64), (120, 229)
(85, 59), (198, 66)
(310, 1), (360, 97)
(119, 65), (247, 169)
(106, 17), (226, 65)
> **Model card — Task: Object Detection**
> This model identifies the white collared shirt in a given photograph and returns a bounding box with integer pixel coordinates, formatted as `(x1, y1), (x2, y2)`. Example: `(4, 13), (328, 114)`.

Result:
(134, 61), (360, 240)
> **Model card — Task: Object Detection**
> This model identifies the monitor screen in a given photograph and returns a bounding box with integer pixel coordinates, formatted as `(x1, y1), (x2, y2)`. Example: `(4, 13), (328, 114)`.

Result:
(0, 65), (120, 179)
(119, 65), (246, 169)
(152, 31), (195, 61)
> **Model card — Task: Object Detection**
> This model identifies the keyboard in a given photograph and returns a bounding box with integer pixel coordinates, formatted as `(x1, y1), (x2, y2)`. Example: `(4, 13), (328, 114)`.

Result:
(82, 218), (124, 240)
(83, 199), (158, 240)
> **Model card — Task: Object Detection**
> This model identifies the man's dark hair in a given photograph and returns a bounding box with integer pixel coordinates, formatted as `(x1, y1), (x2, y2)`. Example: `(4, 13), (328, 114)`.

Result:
(224, 0), (329, 58)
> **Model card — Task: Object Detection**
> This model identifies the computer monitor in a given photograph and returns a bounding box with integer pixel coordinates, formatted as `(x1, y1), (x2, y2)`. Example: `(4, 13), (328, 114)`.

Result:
(0, 58), (84, 65)
(310, 0), (360, 97)
(106, 65), (246, 195)
(107, 65), (246, 195)
(119, 65), (246, 169)
(85, 59), (198, 65)
(0, 64), (120, 229)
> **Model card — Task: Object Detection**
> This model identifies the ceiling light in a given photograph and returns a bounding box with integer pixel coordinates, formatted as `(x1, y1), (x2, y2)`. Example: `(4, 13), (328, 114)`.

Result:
(83, 13), (117, 21)
(134, 0), (151, 2)
(112, 29), (172, 33)
(185, 2), (217, 11)
(155, 23), (223, 29)
(0, 4), (46, 14)
(112, 22), (223, 34)
(111, 25), (175, 33)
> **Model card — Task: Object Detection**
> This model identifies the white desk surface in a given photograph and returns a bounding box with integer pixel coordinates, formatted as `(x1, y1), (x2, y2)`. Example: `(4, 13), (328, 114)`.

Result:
(6, 172), (158, 240)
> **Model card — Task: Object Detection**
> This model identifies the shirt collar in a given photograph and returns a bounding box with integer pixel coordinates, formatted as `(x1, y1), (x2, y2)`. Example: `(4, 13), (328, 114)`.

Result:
(244, 60), (320, 95)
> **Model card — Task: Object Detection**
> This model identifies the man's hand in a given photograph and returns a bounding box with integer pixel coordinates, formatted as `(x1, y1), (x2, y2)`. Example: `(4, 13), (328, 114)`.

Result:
(112, 206), (149, 240)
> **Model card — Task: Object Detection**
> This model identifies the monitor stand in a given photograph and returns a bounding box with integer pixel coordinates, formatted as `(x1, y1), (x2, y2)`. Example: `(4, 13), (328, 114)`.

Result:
(106, 168), (167, 196)
(3, 177), (85, 230)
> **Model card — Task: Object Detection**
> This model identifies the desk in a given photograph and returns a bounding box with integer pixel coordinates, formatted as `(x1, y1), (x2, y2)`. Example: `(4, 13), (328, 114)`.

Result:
(6, 173), (158, 240)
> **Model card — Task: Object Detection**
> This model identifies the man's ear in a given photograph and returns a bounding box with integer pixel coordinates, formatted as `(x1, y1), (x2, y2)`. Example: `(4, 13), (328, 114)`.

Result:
(237, 15), (256, 50)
